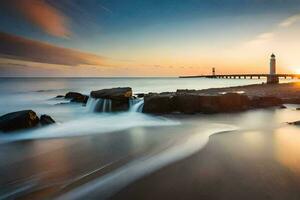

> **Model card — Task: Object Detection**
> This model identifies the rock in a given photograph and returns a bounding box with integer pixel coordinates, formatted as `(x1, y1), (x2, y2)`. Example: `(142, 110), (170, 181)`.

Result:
(56, 95), (64, 98)
(40, 115), (55, 126)
(90, 87), (132, 112)
(0, 110), (39, 132)
(90, 87), (132, 100)
(282, 98), (300, 104)
(135, 93), (145, 98)
(143, 93), (176, 114)
(143, 92), (251, 114)
(288, 121), (300, 126)
(198, 93), (251, 113)
(173, 94), (201, 114)
(65, 92), (88, 104)
(296, 108), (300, 111)
(250, 96), (282, 108)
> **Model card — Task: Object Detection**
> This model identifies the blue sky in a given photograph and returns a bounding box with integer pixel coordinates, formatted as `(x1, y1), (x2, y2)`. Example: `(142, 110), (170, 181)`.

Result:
(0, 0), (300, 76)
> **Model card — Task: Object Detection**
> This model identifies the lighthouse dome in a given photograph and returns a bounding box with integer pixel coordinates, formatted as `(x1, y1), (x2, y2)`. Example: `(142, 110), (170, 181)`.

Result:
(271, 53), (275, 58)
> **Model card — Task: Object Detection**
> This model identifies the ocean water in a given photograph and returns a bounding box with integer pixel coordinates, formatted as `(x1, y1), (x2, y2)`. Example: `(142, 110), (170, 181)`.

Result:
(0, 77), (295, 117)
(0, 77), (299, 199)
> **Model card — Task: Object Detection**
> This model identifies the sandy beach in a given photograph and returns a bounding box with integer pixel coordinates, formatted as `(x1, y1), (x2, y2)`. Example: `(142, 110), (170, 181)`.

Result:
(112, 125), (300, 200)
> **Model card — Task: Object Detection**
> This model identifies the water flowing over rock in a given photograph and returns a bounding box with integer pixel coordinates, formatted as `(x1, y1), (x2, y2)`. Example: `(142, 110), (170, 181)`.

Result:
(90, 87), (132, 112)
(0, 110), (39, 132)
(94, 98), (112, 112)
(129, 99), (144, 112)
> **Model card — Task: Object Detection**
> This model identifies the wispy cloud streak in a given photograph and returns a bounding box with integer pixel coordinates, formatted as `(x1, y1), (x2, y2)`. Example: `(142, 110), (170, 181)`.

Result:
(279, 14), (300, 27)
(0, 32), (105, 66)
(10, 0), (70, 38)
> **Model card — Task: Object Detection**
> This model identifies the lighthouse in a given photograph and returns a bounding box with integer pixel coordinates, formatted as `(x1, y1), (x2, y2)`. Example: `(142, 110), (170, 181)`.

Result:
(267, 54), (279, 84)
(270, 54), (276, 75)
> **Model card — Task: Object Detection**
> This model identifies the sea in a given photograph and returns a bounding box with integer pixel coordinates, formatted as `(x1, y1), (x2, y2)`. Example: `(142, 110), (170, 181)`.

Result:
(0, 77), (299, 199)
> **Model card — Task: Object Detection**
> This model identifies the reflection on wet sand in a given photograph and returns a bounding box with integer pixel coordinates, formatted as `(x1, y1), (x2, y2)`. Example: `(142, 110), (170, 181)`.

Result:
(275, 126), (300, 175)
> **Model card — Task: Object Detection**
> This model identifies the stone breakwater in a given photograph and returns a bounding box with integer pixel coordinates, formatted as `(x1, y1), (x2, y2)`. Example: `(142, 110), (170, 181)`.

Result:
(142, 82), (300, 114)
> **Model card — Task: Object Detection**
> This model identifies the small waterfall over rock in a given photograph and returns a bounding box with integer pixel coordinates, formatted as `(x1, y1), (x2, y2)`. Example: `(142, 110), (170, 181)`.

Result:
(86, 97), (112, 112)
(129, 99), (144, 112)
(87, 97), (143, 113)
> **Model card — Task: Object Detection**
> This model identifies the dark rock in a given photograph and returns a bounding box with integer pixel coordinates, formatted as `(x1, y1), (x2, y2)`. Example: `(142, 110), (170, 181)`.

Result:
(282, 98), (300, 104)
(176, 89), (196, 94)
(143, 94), (176, 114)
(91, 87), (132, 100)
(56, 95), (64, 98)
(135, 93), (145, 98)
(198, 93), (251, 113)
(40, 115), (55, 126)
(288, 121), (300, 126)
(143, 92), (251, 114)
(296, 108), (300, 111)
(173, 94), (201, 114)
(65, 92), (88, 104)
(0, 110), (39, 132)
(250, 96), (282, 108)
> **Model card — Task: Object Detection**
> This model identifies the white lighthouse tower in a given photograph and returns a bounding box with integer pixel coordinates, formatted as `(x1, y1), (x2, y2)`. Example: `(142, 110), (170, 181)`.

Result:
(267, 53), (279, 84)
(270, 53), (276, 75)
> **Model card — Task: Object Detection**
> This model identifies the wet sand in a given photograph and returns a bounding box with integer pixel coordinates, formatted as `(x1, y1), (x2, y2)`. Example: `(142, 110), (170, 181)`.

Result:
(111, 125), (300, 200)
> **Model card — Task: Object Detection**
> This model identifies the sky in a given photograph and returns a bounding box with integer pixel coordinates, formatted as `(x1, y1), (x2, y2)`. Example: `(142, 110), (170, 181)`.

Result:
(0, 0), (300, 77)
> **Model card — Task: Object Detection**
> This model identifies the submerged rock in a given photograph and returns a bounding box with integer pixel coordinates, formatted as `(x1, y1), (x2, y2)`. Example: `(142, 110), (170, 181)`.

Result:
(0, 110), (39, 132)
(40, 115), (55, 126)
(65, 92), (89, 104)
(90, 87), (132, 112)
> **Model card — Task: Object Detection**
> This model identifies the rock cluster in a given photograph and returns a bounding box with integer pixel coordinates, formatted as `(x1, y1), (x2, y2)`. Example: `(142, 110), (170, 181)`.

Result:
(0, 110), (55, 133)
(143, 91), (283, 114)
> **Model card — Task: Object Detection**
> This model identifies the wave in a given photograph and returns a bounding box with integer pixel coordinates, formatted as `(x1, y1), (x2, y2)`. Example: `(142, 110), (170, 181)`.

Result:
(0, 112), (179, 143)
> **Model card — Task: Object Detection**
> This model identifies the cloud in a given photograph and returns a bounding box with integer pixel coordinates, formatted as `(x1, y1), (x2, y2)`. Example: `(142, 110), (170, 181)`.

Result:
(10, 0), (70, 38)
(0, 32), (105, 66)
(244, 13), (300, 48)
(279, 14), (300, 27)
(244, 32), (274, 47)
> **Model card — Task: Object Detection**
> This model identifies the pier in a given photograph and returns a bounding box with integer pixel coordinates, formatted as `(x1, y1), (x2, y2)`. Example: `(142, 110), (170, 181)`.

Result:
(179, 54), (300, 83)
(179, 74), (300, 79)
